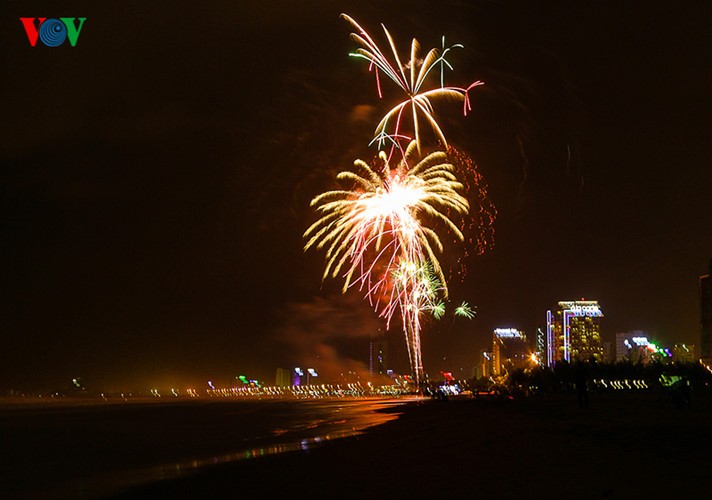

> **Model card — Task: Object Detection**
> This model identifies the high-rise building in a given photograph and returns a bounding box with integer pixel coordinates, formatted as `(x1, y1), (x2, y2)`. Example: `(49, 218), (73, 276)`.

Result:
(614, 331), (672, 364)
(701, 260), (711, 361)
(492, 328), (530, 375)
(535, 328), (546, 366)
(477, 351), (493, 379)
(615, 330), (647, 362)
(602, 341), (613, 363)
(546, 300), (604, 366)
(369, 339), (388, 378)
(275, 368), (292, 387)
(673, 344), (696, 364)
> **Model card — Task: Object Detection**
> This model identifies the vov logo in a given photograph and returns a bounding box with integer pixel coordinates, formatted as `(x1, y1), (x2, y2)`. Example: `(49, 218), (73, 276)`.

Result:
(20, 18), (87, 47)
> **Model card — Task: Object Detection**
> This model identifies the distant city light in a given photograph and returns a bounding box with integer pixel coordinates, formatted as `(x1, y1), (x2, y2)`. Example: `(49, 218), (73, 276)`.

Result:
(494, 328), (523, 338)
(559, 301), (603, 317)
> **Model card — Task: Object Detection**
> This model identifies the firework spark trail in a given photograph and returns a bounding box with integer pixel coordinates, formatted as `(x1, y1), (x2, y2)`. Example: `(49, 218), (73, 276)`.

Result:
(304, 143), (469, 330)
(304, 143), (470, 385)
(391, 260), (446, 381)
(455, 301), (476, 319)
(342, 13), (484, 155)
(305, 16), (489, 386)
(445, 146), (497, 284)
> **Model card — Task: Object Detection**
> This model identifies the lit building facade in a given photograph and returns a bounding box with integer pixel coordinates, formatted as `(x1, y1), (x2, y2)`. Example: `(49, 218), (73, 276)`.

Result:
(701, 260), (711, 361)
(535, 328), (546, 366)
(614, 333), (671, 364)
(477, 351), (493, 379)
(275, 368), (292, 387)
(546, 300), (603, 366)
(615, 330), (647, 362)
(369, 339), (388, 378)
(492, 328), (529, 376)
(673, 344), (696, 364)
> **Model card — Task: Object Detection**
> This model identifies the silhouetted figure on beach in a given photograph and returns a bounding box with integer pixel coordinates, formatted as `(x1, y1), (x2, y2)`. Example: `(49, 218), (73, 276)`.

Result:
(575, 363), (589, 409)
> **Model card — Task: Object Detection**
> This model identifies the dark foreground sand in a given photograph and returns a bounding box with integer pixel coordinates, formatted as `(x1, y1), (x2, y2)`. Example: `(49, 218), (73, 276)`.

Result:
(116, 391), (712, 499)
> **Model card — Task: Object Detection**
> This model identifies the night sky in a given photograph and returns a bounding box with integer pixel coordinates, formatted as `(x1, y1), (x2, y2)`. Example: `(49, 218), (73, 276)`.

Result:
(2, 1), (711, 391)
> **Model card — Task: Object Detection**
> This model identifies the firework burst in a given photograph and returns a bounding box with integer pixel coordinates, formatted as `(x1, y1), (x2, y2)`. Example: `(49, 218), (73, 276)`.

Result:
(305, 16), (491, 386)
(304, 141), (468, 310)
(304, 142), (471, 384)
(342, 13), (483, 155)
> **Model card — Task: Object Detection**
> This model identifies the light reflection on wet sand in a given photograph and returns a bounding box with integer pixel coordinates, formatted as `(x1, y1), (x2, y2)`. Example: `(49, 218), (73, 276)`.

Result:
(6, 397), (414, 498)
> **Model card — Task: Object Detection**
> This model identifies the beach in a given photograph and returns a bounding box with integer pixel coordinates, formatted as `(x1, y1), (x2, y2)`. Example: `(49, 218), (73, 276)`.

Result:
(117, 392), (712, 499)
(0, 397), (407, 498)
(2, 391), (710, 499)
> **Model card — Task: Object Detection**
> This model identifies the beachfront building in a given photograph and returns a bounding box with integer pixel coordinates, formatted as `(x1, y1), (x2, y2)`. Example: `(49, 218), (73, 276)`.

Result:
(701, 260), (711, 362)
(535, 328), (546, 366)
(615, 332), (673, 364)
(275, 368), (292, 387)
(546, 300), (604, 366)
(492, 328), (529, 376)
(602, 341), (614, 363)
(673, 344), (696, 364)
(615, 330), (648, 362)
(476, 351), (493, 379)
(369, 339), (389, 378)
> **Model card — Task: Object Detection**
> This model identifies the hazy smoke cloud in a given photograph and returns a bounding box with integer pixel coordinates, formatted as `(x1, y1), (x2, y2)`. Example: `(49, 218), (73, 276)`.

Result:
(274, 293), (384, 382)
(349, 104), (377, 123)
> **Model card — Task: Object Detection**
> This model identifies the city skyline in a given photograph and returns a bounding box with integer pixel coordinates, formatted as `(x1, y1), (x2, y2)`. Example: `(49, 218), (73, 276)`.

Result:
(2, 1), (711, 390)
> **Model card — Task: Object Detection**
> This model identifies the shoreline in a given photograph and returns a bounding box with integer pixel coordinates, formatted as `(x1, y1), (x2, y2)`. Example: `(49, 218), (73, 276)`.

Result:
(115, 391), (712, 498)
(0, 397), (412, 498)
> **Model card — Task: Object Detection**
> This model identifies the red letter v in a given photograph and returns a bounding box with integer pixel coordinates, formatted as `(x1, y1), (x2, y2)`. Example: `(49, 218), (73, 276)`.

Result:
(19, 18), (46, 46)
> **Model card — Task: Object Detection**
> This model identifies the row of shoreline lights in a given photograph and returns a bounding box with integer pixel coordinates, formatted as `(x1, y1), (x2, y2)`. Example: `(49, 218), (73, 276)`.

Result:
(173, 382), (412, 398)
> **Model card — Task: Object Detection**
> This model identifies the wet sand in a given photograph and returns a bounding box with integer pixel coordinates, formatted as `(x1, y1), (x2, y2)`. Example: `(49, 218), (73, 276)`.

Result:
(2, 392), (709, 499)
(117, 391), (712, 499)
(0, 398), (407, 498)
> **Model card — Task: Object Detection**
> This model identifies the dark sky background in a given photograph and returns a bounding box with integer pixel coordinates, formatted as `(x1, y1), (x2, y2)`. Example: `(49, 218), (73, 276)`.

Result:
(2, 1), (711, 391)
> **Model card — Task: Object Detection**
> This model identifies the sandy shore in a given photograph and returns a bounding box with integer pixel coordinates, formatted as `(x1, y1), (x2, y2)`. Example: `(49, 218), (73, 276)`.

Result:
(115, 391), (712, 499)
(0, 398), (406, 498)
